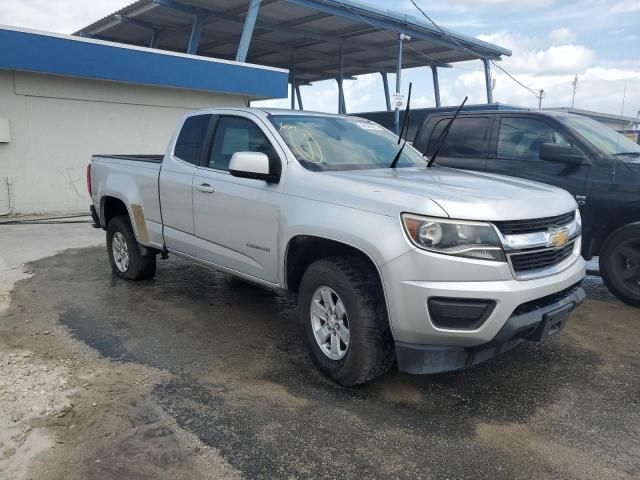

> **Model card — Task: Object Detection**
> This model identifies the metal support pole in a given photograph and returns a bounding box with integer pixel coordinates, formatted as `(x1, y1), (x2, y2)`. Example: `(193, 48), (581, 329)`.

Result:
(291, 82), (295, 110)
(187, 15), (203, 54)
(150, 29), (160, 48)
(235, 0), (261, 62)
(295, 85), (303, 110)
(290, 54), (296, 110)
(394, 33), (405, 134)
(482, 58), (493, 104)
(338, 44), (345, 114)
(380, 72), (391, 111)
(431, 66), (441, 108)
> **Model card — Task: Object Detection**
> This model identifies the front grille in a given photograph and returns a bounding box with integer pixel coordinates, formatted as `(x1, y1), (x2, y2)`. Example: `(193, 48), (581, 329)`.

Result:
(512, 281), (583, 316)
(509, 242), (575, 273)
(495, 211), (575, 235)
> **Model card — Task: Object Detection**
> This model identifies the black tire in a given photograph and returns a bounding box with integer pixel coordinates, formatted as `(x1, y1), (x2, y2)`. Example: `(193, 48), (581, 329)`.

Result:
(599, 223), (640, 307)
(106, 215), (156, 281)
(298, 256), (394, 386)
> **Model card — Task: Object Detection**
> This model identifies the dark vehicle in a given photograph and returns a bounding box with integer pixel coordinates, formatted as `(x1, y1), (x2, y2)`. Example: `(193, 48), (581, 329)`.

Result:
(413, 110), (640, 307)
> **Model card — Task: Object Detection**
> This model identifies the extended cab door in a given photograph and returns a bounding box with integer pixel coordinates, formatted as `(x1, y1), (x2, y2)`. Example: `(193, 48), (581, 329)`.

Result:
(413, 115), (491, 172)
(159, 113), (214, 255)
(192, 114), (282, 284)
(485, 115), (590, 199)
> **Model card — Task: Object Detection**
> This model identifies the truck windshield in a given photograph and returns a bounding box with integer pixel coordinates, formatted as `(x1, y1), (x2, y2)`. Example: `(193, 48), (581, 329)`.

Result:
(558, 115), (640, 156)
(269, 115), (426, 171)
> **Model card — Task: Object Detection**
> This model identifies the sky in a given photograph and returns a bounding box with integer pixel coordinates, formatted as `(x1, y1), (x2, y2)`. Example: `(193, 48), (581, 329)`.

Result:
(1, 0), (639, 118)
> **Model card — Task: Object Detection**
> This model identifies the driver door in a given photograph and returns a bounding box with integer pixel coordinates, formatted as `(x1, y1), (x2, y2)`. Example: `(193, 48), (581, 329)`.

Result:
(485, 115), (590, 199)
(192, 115), (282, 284)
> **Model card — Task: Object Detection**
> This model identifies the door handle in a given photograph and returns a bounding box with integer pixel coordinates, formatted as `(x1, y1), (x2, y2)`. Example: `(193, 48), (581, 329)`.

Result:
(195, 183), (215, 193)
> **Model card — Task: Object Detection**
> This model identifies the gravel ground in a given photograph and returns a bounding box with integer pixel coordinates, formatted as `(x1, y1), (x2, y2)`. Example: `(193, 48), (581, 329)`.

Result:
(0, 224), (638, 479)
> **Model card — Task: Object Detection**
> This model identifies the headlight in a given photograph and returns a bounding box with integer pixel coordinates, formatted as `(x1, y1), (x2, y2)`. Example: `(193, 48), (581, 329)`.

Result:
(402, 214), (505, 262)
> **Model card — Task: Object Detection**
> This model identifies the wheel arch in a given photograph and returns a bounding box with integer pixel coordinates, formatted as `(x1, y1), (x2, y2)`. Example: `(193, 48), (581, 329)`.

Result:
(284, 235), (396, 339)
(590, 219), (640, 258)
(100, 195), (130, 227)
(99, 194), (147, 246)
(284, 235), (385, 294)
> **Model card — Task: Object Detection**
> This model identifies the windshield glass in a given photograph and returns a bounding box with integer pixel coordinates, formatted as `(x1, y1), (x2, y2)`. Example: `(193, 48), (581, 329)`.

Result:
(268, 115), (426, 171)
(558, 115), (640, 156)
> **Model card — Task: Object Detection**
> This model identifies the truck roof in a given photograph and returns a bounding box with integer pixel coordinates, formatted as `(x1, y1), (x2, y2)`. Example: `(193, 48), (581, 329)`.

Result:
(185, 106), (372, 121)
(424, 109), (575, 119)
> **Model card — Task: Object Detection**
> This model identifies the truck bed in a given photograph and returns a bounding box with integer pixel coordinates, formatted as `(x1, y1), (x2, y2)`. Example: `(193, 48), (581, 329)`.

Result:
(90, 153), (163, 247)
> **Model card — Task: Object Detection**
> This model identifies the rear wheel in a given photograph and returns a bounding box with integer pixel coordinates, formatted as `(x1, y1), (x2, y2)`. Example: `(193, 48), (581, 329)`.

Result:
(599, 224), (640, 307)
(298, 256), (394, 386)
(106, 215), (156, 281)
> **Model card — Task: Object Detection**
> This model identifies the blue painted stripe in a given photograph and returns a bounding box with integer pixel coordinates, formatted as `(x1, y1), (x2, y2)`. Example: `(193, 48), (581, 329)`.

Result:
(0, 28), (288, 99)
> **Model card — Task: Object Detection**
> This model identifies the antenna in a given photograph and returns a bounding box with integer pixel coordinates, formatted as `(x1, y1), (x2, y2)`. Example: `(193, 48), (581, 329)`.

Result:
(537, 89), (545, 110)
(571, 75), (578, 108)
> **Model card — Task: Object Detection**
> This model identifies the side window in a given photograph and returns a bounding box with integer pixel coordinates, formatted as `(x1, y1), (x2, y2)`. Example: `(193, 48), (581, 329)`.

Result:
(426, 117), (490, 157)
(497, 117), (570, 161)
(209, 117), (280, 174)
(174, 114), (212, 165)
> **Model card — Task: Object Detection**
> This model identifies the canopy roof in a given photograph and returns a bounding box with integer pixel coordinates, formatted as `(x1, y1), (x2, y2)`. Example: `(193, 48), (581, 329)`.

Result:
(76, 0), (511, 83)
(0, 24), (287, 98)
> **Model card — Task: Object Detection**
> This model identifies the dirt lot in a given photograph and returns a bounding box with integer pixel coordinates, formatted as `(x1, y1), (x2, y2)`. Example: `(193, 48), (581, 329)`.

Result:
(0, 224), (638, 479)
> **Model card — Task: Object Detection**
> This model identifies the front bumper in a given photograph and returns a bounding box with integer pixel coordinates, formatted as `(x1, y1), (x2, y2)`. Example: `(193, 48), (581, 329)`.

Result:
(381, 247), (586, 347)
(395, 283), (585, 374)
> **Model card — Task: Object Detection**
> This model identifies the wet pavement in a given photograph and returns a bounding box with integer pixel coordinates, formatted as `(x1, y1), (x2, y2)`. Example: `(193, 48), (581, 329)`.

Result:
(2, 246), (639, 479)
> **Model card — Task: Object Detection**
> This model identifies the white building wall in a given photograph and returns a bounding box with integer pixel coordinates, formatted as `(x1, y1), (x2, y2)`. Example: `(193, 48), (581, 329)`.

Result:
(0, 70), (245, 215)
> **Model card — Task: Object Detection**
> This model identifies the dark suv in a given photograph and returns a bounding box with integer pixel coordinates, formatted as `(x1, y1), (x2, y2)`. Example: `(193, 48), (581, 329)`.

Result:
(413, 110), (640, 307)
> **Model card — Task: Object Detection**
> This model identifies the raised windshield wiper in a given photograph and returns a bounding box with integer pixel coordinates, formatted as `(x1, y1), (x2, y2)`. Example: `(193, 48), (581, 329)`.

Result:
(426, 96), (468, 168)
(389, 82), (412, 169)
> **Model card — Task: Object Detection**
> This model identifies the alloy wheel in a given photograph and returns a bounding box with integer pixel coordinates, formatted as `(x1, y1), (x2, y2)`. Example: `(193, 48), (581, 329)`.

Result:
(310, 286), (351, 360)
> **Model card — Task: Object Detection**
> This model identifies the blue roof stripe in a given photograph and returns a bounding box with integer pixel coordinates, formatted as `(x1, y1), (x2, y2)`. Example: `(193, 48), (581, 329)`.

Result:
(0, 26), (289, 99)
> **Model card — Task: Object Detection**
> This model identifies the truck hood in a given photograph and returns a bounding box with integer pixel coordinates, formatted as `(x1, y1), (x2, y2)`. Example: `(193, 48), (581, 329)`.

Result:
(325, 166), (577, 221)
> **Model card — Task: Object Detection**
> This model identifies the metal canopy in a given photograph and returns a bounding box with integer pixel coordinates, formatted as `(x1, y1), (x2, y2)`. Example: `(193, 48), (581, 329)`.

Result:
(76, 0), (511, 84)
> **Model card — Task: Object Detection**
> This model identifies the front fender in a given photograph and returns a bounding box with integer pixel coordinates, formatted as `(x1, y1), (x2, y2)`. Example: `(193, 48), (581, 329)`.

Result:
(278, 197), (413, 286)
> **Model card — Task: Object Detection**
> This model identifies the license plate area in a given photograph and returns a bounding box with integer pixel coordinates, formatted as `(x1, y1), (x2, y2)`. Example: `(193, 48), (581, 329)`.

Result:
(528, 303), (573, 342)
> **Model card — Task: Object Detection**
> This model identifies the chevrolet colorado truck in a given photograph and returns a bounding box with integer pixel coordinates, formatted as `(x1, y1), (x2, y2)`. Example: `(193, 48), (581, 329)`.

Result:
(88, 108), (586, 386)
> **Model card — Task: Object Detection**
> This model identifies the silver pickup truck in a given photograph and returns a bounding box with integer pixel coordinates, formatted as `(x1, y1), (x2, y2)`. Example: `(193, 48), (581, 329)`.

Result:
(88, 107), (586, 386)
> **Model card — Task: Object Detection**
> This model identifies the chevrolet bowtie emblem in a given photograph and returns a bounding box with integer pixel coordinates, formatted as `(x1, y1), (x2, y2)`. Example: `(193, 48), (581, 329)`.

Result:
(548, 227), (570, 248)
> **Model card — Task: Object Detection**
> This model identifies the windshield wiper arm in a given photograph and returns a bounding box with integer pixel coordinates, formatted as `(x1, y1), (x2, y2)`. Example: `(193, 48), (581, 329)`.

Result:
(614, 151), (640, 156)
(389, 83), (412, 169)
(426, 96), (468, 168)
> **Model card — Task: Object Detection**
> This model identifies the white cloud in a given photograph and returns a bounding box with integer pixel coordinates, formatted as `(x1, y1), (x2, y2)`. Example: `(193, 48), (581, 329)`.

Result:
(438, 66), (640, 117)
(521, 45), (595, 75)
(612, 0), (640, 13)
(0, 0), (130, 34)
(448, 0), (554, 6)
(549, 28), (577, 44)
(478, 31), (595, 76)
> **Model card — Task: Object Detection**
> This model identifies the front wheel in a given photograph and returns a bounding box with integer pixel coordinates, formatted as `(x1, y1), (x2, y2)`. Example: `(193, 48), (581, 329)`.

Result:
(106, 215), (156, 281)
(298, 257), (394, 386)
(599, 224), (640, 307)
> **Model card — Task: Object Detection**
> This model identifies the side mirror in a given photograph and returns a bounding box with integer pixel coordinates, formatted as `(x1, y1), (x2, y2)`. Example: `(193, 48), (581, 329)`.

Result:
(229, 152), (278, 183)
(539, 143), (590, 165)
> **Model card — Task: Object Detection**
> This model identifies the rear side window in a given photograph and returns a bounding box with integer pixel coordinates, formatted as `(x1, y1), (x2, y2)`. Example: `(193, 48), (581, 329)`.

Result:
(426, 117), (490, 157)
(497, 117), (570, 161)
(174, 114), (212, 165)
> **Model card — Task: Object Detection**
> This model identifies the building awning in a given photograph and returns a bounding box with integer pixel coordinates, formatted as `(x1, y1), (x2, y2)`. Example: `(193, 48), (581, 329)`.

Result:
(0, 24), (288, 99)
(76, 0), (511, 84)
